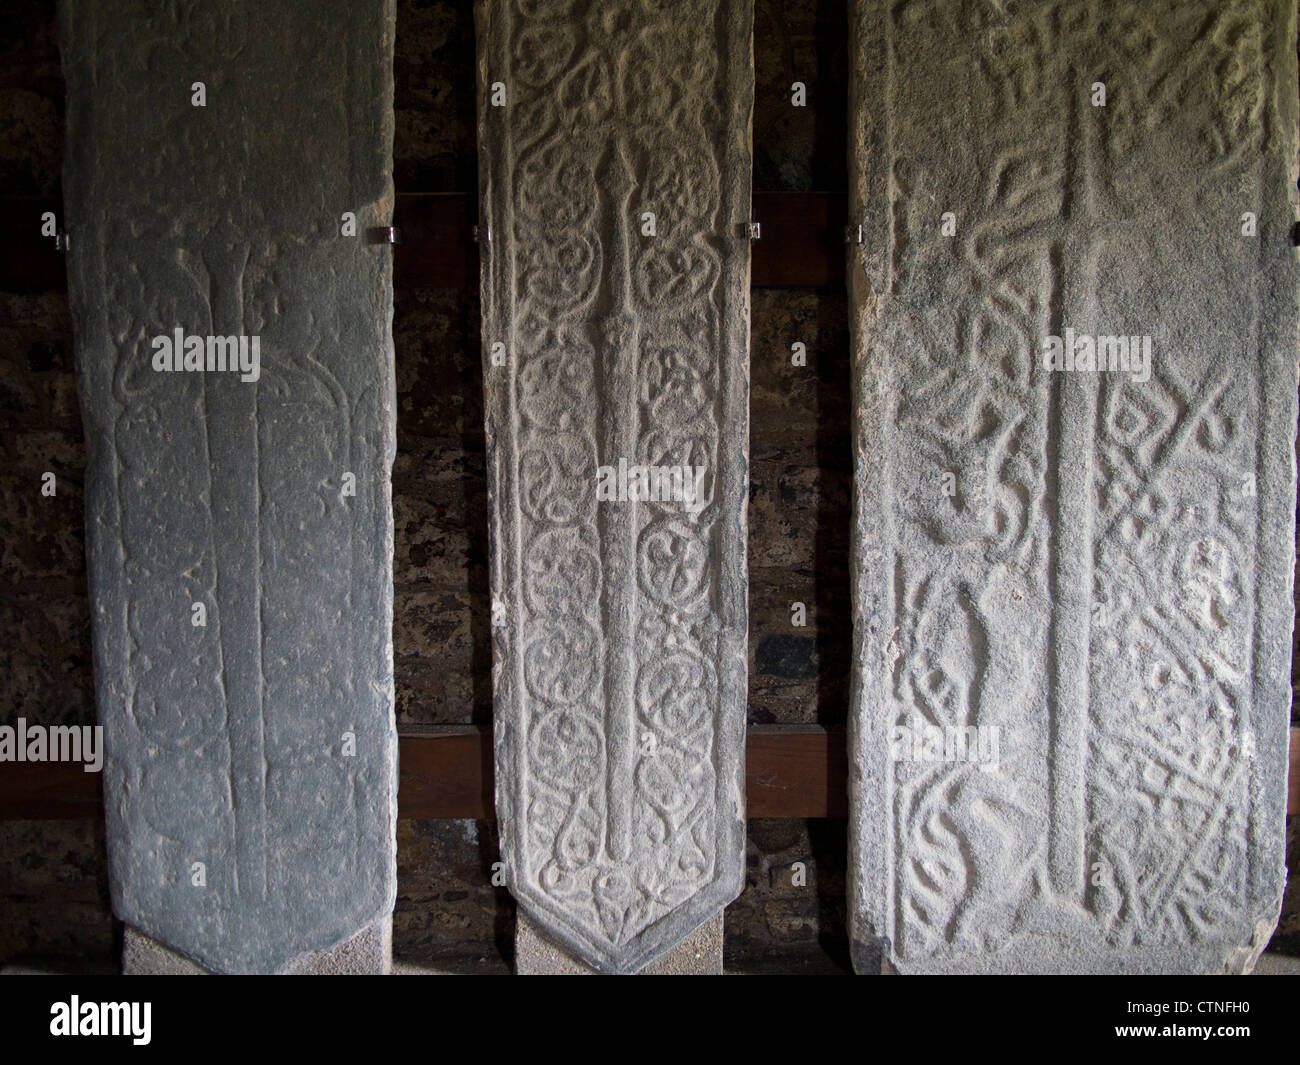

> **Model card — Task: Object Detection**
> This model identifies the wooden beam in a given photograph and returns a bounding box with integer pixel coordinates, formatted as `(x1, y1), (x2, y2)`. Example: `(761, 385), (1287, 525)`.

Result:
(396, 724), (847, 819)
(1292, 724), (1300, 818)
(0, 192), (846, 293)
(1, 725), (1296, 820)
(749, 190), (845, 288)
(747, 725), (846, 817)
(1, 196), (68, 292)
(397, 726), (494, 819)
(392, 192), (478, 289)
(0, 759), (101, 819)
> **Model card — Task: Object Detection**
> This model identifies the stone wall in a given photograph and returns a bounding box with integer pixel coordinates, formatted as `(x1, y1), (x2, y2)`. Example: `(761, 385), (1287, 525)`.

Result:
(0, 0), (106, 966)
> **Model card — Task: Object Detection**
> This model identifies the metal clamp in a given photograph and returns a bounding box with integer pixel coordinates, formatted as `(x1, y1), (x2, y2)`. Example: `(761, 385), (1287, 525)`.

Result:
(745, 221), (761, 241)
(845, 225), (865, 245)
(54, 231), (69, 252)
(472, 224), (490, 244)
(368, 226), (401, 245)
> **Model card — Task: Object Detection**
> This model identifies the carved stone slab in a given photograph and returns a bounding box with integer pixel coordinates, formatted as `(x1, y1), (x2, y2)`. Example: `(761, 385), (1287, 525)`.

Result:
(848, 0), (1299, 974)
(59, 0), (398, 973)
(476, 0), (753, 973)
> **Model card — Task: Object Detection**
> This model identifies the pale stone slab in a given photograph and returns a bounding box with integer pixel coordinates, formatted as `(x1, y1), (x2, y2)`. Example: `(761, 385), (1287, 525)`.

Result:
(476, 0), (753, 973)
(122, 919), (392, 975)
(515, 912), (723, 975)
(59, 0), (399, 973)
(848, 0), (1299, 974)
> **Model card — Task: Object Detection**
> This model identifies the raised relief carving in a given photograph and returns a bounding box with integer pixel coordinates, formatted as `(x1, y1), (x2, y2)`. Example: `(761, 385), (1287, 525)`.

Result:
(61, 0), (398, 973)
(478, 0), (752, 972)
(849, 0), (1297, 973)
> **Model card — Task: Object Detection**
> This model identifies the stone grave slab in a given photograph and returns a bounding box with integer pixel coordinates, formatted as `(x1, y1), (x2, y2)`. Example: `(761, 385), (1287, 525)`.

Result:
(60, 0), (399, 974)
(847, 0), (1298, 974)
(476, 0), (754, 973)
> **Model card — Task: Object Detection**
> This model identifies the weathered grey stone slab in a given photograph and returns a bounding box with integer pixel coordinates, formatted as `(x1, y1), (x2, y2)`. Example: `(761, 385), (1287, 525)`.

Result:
(60, 0), (398, 974)
(476, 0), (753, 973)
(515, 912), (722, 975)
(848, 0), (1299, 974)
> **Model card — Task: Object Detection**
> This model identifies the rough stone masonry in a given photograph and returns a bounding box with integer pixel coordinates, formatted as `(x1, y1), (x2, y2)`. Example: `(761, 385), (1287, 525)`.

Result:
(848, 0), (1299, 973)
(59, 0), (399, 973)
(476, 0), (753, 972)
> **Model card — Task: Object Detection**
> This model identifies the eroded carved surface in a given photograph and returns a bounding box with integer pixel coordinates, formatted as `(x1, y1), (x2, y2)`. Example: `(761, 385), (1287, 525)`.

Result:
(60, 0), (398, 973)
(477, 0), (752, 972)
(849, 0), (1298, 973)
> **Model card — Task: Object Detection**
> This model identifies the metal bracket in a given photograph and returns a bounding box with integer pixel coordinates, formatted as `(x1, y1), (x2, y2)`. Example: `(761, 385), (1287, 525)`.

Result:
(54, 230), (69, 252)
(845, 225), (865, 245)
(368, 226), (401, 245)
(472, 224), (490, 244)
(745, 221), (761, 241)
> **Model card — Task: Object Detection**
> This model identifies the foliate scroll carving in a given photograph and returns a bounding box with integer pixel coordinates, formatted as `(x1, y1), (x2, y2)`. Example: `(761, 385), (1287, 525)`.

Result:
(478, 0), (752, 972)
(61, 0), (398, 973)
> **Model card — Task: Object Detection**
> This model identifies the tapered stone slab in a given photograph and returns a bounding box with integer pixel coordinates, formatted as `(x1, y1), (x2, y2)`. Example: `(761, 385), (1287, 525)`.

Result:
(59, 0), (399, 973)
(848, 0), (1298, 974)
(476, 0), (753, 973)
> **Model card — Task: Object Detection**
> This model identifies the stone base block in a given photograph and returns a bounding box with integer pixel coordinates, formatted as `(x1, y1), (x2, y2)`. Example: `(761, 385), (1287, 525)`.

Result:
(122, 917), (392, 975)
(514, 911), (722, 975)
